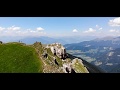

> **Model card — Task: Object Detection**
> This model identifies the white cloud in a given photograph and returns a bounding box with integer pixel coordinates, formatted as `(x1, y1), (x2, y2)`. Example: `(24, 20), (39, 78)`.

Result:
(109, 29), (119, 33)
(96, 25), (99, 28)
(72, 29), (78, 32)
(108, 17), (120, 27)
(7, 26), (21, 30)
(0, 27), (5, 31)
(96, 25), (102, 30)
(30, 30), (36, 33)
(27, 29), (31, 31)
(0, 26), (46, 37)
(109, 30), (116, 32)
(84, 28), (96, 33)
(36, 27), (44, 31)
(99, 27), (102, 30)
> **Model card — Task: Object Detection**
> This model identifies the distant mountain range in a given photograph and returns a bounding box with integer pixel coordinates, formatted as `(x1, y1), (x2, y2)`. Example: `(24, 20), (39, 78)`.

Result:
(64, 36), (120, 50)
(20, 36), (68, 45)
(64, 36), (120, 73)
(19, 36), (96, 45)
(0, 35), (97, 45)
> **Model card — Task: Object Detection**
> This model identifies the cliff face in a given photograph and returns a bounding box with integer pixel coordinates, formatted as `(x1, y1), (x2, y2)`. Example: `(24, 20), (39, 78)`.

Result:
(46, 43), (67, 59)
(34, 42), (91, 73)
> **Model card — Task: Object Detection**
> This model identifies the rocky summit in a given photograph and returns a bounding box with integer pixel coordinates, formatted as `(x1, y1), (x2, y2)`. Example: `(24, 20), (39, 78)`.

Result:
(40, 42), (89, 73)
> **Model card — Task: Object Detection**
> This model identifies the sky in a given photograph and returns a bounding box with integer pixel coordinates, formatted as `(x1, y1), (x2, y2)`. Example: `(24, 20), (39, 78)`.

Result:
(0, 17), (120, 38)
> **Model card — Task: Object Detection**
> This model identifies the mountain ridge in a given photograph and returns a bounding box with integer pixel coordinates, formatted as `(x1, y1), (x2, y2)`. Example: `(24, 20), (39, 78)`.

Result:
(0, 41), (104, 73)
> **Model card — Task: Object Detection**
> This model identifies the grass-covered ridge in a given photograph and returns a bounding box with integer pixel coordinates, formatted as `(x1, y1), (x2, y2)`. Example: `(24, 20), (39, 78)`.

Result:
(0, 42), (43, 73)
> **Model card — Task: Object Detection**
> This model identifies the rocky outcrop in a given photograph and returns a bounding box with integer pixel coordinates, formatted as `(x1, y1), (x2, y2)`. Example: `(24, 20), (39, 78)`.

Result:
(46, 43), (67, 59)
(45, 43), (89, 73)
(62, 58), (89, 73)
(42, 50), (48, 58)
(63, 63), (72, 73)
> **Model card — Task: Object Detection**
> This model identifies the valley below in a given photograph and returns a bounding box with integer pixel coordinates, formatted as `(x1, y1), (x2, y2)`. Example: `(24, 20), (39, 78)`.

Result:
(64, 36), (120, 73)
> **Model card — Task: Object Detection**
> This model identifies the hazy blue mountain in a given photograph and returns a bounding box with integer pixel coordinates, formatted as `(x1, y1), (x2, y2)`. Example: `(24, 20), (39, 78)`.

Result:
(20, 36), (68, 45)
(1, 35), (98, 45)
(0, 36), (23, 43)
(19, 36), (96, 45)
(64, 36), (120, 50)
(55, 36), (97, 44)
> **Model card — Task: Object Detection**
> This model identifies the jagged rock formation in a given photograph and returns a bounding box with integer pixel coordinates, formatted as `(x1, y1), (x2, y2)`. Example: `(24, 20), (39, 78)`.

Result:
(44, 42), (90, 73)
(46, 43), (67, 59)
(62, 58), (89, 73)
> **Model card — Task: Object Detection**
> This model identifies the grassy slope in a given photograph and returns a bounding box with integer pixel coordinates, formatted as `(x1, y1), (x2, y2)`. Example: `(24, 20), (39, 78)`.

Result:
(67, 53), (105, 73)
(0, 43), (43, 73)
(72, 59), (89, 73)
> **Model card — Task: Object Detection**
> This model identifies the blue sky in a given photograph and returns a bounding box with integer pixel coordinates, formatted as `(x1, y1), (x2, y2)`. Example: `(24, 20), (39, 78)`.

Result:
(0, 17), (120, 38)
